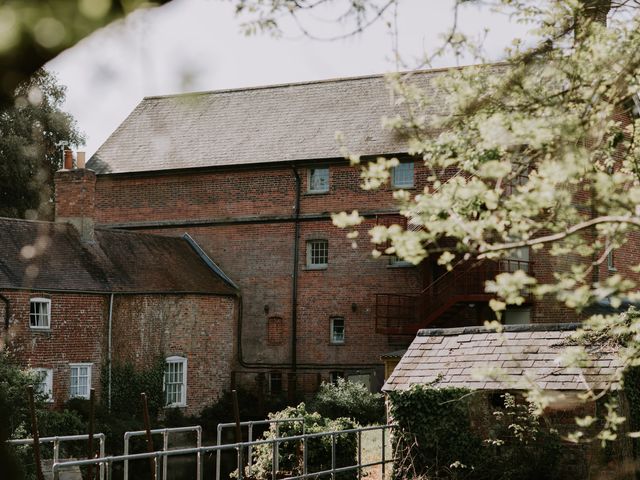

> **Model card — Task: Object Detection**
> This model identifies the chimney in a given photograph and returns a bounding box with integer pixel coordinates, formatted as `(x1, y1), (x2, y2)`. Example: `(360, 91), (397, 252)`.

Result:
(54, 150), (96, 243)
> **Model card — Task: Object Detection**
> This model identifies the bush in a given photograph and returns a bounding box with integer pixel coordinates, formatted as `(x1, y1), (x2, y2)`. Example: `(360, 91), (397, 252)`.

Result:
(239, 403), (358, 480)
(309, 379), (385, 425)
(388, 386), (561, 480)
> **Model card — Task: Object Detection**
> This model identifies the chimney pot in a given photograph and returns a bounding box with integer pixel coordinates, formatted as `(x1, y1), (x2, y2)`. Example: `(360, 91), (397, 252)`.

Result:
(77, 151), (86, 169)
(63, 149), (73, 169)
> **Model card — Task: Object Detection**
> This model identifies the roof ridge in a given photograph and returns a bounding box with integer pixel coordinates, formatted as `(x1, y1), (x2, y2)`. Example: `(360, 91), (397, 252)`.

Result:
(141, 63), (492, 101)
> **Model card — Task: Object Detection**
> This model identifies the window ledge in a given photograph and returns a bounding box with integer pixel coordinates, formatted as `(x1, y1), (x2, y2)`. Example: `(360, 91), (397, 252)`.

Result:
(304, 190), (330, 196)
(329, 342), (345, 346)
(303, 265), (328, 271)
(29, 327), (52, 332)
(165, 404), (187, 409)
(391, 185), (416, 190)
(608, 267), (617, 272)
(387, 263), (414, 269)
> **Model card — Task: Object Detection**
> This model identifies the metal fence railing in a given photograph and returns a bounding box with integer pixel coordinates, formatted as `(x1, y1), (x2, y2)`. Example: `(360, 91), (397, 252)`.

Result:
(8, 433), (106, 480)
(124, 425), (203, 480)
(49, 424), (395, 480)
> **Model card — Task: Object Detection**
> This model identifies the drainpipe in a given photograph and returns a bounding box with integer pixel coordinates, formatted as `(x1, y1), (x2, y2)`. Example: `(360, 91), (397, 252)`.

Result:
(107, 293), (114, 412)
(0, 294), (9, 330)
(291, 166), (301, 377)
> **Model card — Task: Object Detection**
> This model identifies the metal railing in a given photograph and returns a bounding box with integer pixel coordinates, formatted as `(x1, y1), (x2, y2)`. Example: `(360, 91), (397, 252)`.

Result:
(216, 417), (304, 480)
(124, 425), (202, 480)
(8, 433), (106, 480)
(51, 424), (395, 480)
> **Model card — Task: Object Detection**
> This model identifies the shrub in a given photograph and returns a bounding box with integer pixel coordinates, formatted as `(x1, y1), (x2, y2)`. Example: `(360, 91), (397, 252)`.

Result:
(239, 403), (358, 480)
(309, 379), (385, 425)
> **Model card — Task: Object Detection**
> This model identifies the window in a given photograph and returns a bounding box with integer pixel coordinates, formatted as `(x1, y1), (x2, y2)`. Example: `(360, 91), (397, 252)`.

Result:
(165, 356), (187, 407)
(29, 298), (51, 329)
(330, 317), (345, 344)
(34, 368), (53, 402)
(391, 161), (414, 188)
(607, 248), (616, 271)
(308, 167), (329, 193)
(388, 255), (412, 267)
(330, 371), (345, 385)
(269, 372), (283, 394)
(69, 363), (92, 399)
(306, 239), (328, 268)
(503, 307), (531, 326)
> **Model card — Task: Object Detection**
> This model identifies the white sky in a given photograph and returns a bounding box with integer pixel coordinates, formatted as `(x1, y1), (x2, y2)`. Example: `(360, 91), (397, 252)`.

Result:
(47, 0), (529, 156)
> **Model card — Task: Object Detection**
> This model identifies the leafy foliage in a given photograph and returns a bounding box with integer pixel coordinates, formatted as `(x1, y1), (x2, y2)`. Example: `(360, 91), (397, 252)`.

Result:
(388, 386), (562, 480)
(0, 69), (84, 219)
(238, 403), (358, 480)
(309, 378), (385, 425)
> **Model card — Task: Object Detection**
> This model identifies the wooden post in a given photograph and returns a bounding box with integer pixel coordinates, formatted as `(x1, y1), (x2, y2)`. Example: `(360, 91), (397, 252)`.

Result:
(232, 390), (244, 477)
(27, 385), (44, 480)
(141, 393), (156, 480)
(86, 388), (95, 480)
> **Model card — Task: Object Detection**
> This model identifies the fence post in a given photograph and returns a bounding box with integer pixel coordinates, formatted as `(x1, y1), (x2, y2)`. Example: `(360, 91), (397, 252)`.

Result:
(248, 423), (254, 476)
(141, 393), (156, 480)
(87, 388), (96, 480)
(381, 427), (386, 480)
(99, 436), (106, 480)
(216, 425), (222, 480)
(27, 385), (44, 480)
(357, 430), (362, 480)
(274, 423), (279, 474)
(196, 426), (202, 480)
(331, 433), (336, 480)
(163, 430), (169, 480)
(237, 447), (244, 480)
(271, 440), (277, 480)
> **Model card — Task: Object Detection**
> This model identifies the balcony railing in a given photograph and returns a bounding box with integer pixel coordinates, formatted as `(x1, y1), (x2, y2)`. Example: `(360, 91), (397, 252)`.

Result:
(376, 258), (533, 335)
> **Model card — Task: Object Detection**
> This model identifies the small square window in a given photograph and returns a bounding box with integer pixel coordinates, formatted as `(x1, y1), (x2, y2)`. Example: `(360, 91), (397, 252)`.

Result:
(69, 363), (92, 399)
(30, 298), (51, 329)
(307, 240), (328, 268)
(165, 356), (187, 407)
(308, 168), (329, 193)
(34, 368), (53, 403)
(392, 162), (414, 188)
(330, 317), (345, 344)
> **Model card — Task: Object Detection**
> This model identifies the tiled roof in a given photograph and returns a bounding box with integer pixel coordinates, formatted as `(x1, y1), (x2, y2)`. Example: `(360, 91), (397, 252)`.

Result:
(383, 324), (622, 392)
(87, 70), (448, 174)
(0, 217), (237, 295)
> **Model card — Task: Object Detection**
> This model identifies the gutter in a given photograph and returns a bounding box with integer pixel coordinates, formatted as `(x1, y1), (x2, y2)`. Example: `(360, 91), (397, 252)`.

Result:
(107, 293), (114, 412)
(291, 166), (301, 375)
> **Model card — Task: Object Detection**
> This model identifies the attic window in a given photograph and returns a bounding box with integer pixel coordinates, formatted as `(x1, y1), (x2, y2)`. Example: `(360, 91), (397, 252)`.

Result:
(30, 298), (51, 330)
(308, 167), (329, 193)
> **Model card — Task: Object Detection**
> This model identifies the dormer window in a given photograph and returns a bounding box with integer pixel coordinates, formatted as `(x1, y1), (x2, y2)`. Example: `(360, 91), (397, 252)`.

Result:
(30, 298), (51, 330)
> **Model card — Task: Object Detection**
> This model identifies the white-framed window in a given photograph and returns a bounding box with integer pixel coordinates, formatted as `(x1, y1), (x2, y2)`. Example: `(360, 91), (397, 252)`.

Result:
(165, 356), (187, 407)
(308, 167), (329, 193)
(69, 363), (92, 399)
(29, 298), (51, 330)
(330, 317), (345, 344)
(34, 368), (53, 403)
(504, 307), (531, 326)
(391, 161), (414, 188)
(306, 239), (328, 268)
(607, 248), (616, 271)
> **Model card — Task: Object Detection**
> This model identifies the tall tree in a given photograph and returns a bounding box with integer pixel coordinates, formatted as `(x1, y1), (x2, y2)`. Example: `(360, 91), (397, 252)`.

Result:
(0, 69), (84, 220)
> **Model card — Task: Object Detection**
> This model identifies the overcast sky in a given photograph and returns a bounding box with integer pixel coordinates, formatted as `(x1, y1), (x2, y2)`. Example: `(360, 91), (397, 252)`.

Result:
(47, 0), (528, 156)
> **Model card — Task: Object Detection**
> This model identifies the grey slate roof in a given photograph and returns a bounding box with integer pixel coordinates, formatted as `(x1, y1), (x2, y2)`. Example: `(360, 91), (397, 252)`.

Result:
(87, 71), (446, 174)
(383, 323), (622, 392)
(0, 217), (237, 295)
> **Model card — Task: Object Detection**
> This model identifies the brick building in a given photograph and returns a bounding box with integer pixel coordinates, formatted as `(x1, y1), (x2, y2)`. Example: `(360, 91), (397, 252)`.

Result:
(83, 68), (640, 396)
(0, 165), (238, 415)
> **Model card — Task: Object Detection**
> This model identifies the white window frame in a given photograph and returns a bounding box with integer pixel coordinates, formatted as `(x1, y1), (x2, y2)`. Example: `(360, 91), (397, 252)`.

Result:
(330, 317), (345, 344)
(308, 167), (329, 193)
(607, 248), (616, 271)
(29, 297), (51, 330)
(34, 368), (54, 403)
(306, 239), (328, 269)
(164, 356), (187, 407)
(391, 161), (414, 188)
(69, 363), (92, 399)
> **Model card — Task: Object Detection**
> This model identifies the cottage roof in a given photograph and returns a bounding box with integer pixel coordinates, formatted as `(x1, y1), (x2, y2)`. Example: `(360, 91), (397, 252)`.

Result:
(87, 70), (448, 174)
(383, 323), (622, 392)
(0, 217), (237, 295)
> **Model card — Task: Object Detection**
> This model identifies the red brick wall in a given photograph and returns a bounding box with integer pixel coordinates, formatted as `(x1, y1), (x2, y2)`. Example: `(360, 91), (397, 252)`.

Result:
(2, 289), (107, 409)
(110, 294), (236, 415)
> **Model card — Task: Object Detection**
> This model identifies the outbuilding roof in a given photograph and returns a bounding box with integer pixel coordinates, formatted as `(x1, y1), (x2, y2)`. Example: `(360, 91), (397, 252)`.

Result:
(0, 217), (237, 295)
(383, 323), (622, 392)
(87, 70), (448, 174)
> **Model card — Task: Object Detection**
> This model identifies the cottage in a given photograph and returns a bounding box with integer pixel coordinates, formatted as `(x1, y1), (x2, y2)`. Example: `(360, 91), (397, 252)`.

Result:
(0, 160), (238, 415)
